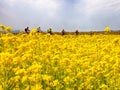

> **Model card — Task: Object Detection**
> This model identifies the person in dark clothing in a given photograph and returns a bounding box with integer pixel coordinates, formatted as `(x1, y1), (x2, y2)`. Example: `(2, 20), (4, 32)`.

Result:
(75, 30), (79, 35)
(61, 29), (65, 35)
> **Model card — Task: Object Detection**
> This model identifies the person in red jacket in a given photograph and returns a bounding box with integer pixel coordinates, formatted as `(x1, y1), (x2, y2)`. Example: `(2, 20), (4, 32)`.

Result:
(25, 27), (30, 34)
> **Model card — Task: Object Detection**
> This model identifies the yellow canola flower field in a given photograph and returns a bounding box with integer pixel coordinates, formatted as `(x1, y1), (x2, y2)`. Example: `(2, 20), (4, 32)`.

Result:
(0, 32), (120, 90)
(0, 24), (13, 32)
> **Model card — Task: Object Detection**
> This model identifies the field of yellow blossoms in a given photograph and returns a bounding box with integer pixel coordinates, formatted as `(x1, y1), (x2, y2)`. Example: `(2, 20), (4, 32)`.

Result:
(0, 29), (120, 90)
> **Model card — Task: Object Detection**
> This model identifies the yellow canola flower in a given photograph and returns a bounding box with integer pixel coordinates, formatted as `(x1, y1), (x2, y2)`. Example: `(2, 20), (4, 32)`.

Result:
(1, 31), (120, 89)
(28, 63), (42, 73)
(30, 28), (38, 35)
(0, 24), (6, 30)
(45, 87), (51, 90)
(53, 67), (58, 72)
(21, 76), (28, 83)
(0, 24), (13, 32)
(63, 76), (74, 85)
(0, 52), (13, 66)
(13, 57), (21, 65)
(42, 75), (52, 82)
(14, 76), (21, 82)
(100, 84), (108, 89)
(65, 88), (72, 90)
(31, 84), (43, 90)
(27, 74), (40, 83)
(0, 85), (3, 90)
(5, 26), (13, 31)
(104, 26), (111, 32)
(52, 80), (59, 87)
(15, 68), (26, 75)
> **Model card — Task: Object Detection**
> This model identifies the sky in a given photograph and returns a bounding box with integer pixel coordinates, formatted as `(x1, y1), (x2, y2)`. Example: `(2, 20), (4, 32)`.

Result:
(0, 0), (120, 32)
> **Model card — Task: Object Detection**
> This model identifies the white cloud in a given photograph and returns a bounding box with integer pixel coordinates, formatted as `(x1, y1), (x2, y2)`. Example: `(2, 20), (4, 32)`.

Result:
(8, 0), (16, 3)
(6, 0), (63, 17)
(76, 0), (120, 15)
(73, 0), (120, 30)
(22, 0), (59, 9)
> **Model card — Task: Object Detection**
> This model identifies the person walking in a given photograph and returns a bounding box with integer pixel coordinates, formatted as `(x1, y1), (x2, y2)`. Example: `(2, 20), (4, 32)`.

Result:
(37, 27), (41, 33)
(47, 28), (52, 35)
(25, 27), (30, 34)
(75, 30), (79, 35)
(61, 29), (65, 35)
